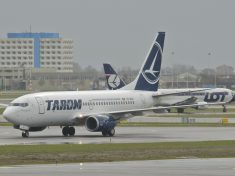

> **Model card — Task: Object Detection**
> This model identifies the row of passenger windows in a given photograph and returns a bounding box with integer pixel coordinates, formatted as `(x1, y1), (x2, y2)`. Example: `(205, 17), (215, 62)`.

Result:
(41, 40), (72, 44)
(82, 100), (135, 106)
(41, 51), (72, 54)
(1, 51), (33, 55)
(1, 46), (33, 49)
(41, 46), (73, 49)
(0, 40), (33, 44)
(1, 56), (33, 60)
(1, 62), (33, 65)
(41, 56), (72, 60)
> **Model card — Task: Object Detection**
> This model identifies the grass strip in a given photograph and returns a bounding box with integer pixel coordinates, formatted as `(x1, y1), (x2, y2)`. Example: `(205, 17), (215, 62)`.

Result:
(0, 141), (235, 166)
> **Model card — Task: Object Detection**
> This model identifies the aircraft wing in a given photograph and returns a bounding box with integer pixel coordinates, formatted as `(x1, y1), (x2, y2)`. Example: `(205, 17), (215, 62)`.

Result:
(152, 88), (211, 97)
(73, 101), (225, 120)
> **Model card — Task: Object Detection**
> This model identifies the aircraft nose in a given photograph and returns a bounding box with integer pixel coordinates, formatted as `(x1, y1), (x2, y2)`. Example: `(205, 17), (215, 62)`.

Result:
(3, 108), (14, 123)
(230, 92), (235, 103)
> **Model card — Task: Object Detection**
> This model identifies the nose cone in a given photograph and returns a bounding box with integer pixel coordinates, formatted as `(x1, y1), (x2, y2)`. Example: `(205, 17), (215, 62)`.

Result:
(3, 108), (14, 123)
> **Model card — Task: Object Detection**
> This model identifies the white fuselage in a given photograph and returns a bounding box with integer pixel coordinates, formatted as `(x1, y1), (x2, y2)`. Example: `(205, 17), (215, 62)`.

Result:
(3, 88), (234, 128)
(155, 88), (234, 106)
(3, 90), (154, 127)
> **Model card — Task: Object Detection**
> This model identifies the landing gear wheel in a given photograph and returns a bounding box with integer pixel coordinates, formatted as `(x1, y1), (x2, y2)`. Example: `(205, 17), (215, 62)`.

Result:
(102, 129), (115, 137)
(177, 108), (184, 113)
(68, 127), (75, 136)
(223, 105), (227, 112)
(108, 128), (115, 137)
(22, 131), (29, 138)
(62, 126), (69, 136)
(102, 130), (108, 137)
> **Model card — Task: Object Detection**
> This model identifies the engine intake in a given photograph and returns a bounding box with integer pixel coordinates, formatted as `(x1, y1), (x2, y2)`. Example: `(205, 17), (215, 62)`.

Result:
(85, 115), (116, 132)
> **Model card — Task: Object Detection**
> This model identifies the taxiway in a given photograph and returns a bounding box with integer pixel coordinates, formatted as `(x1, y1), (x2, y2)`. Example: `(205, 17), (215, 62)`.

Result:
(0, 158), (235, 176)
(0, 126), (235, 145)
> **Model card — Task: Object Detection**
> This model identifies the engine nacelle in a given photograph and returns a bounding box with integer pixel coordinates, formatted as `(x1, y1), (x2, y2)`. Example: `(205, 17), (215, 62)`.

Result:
(85, 115), (116, 132)
(194, 105), (208, 110)
(194, 102), (208, 110)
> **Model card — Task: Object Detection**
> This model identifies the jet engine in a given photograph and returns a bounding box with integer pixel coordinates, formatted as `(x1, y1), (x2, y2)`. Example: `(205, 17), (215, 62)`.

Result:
(193, 102), (208, 110)
(85, 115), (116, 132)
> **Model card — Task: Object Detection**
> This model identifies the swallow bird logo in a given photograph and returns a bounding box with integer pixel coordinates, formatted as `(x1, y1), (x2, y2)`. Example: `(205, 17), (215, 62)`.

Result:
(107, 74), (121, 89)
(141, 42), (162, 84)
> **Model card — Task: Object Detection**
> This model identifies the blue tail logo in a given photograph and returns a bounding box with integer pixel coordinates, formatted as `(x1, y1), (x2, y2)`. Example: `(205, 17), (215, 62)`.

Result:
(135, 32), (165, 91)
(103, 63), (126, 90)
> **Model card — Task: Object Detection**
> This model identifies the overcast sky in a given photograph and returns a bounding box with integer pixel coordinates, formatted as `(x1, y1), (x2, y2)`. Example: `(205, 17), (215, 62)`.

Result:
(0, 0), (235, 70)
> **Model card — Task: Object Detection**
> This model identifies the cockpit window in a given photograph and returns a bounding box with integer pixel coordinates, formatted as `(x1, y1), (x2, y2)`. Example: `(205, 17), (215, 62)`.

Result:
(10, 103), (28, 107)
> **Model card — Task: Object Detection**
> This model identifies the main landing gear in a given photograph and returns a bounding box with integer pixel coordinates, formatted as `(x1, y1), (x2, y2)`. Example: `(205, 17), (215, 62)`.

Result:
(22, 131), (29, 138)
(62, 126), (75, 137)
(222, 105), (227, 113)
(102, 128), (115, 137)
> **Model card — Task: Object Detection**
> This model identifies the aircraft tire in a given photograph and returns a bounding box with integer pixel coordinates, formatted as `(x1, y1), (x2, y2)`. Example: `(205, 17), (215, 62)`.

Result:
(108, 128), (115, 137)
(62, 126), (69, 136)
(69, 127), (75, 136)
(102, 130), (109, 137)
(22, 131), (29, 138)
(177, 108), (184, 113)
(223, 106), (227, 112)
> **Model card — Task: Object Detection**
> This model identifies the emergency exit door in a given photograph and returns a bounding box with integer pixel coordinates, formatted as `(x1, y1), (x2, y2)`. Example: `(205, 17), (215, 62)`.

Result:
(35, 97), (45, 114)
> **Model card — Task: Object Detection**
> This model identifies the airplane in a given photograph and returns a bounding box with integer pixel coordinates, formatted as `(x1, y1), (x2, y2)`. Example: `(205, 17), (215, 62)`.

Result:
(2, 32), (229, 138)
(103, 66), (235, 113)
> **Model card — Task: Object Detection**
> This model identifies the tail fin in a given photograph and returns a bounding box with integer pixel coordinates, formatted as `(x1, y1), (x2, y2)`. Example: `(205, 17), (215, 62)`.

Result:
(103, 63), (126, 90)
(121, 32), (165, 91)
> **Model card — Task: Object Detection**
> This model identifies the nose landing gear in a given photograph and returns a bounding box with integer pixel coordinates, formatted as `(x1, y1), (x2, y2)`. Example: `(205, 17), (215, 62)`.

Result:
(22, 131), (29, 138)
(62, 126), (75, 136)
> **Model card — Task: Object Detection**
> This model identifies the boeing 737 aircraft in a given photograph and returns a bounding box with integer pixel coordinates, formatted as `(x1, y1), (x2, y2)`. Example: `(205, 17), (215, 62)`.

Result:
(2, 32), (229, 138)
(103, 64), (235, 113)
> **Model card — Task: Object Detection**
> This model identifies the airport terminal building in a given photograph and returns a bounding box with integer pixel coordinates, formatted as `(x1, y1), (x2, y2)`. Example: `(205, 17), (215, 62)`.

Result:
(0, 32), (73, 73)
(0, 32), (74, 89)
